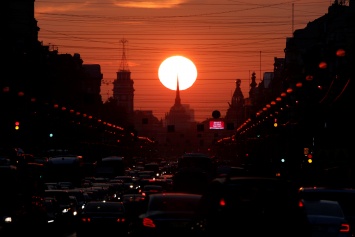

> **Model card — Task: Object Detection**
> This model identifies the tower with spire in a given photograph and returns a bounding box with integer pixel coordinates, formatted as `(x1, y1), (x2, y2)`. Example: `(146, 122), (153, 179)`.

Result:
(225, 79), (245, 129)
(175, 77), (181, 106)
(164, 76), (195, 131)
(113, 38), (135, 124)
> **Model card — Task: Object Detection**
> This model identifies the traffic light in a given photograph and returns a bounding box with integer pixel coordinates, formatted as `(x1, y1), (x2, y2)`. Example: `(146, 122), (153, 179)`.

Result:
(307, 153), (313, 163)
(15, 121), (20, 130)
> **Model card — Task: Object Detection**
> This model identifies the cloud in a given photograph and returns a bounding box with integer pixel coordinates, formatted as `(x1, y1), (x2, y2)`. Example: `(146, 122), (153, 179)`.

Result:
(112, 0), (188, 9)
(35, 1), (92, 15)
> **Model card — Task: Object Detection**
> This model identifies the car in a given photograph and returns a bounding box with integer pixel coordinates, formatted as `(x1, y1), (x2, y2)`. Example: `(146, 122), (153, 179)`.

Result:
(129, 192), (203, 237)
(43, 189), (79, 226)
(0, 194), (50, 236)
(299, 186), (355, 237)
(122, 193), (147, 225)
(172, 153), (217, 194)
(64, 189), (89, 211)
(76, 201), (128, 236)
(141, 184), (164, 197)
(196, 176), (312, 237)
(300, 199), (351, 237)
(0, 201), (27, 236)
(138, 178), (173, 192)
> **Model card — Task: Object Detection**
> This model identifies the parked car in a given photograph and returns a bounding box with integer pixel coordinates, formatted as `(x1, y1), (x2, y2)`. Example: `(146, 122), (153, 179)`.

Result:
(196, 176), (311, 237)
(76, 201), (128, 237)
(129, 192), (203, 237)
(299, 186), (355, 237)
(301, 199), (351, 237)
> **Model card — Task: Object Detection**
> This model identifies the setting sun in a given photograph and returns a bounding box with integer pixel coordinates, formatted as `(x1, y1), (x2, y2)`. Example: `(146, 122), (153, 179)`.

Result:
(158, 56), (197, 91)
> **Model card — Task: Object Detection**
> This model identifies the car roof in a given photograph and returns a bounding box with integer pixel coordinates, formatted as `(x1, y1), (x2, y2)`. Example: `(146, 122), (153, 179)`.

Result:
(48, 156), (80, 164)
(181, 153), (210, 157)
(146, 192), (202, 212)
(150, 192), (201, 197)
(143, 184), (163, 189)
(299, 187), (355, 193)
(87, 200), (123, 205)
(213, 176), (293, 185)
(84, 201), (125, 211)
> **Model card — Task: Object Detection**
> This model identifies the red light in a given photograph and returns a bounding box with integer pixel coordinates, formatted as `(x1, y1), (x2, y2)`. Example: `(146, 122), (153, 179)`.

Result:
(143, 217), (156, 228)
(336, 49), (346, 57)
(219, 198), (226, 206)
(319, 61), (327, 69)
(15, 121), (20, 130)
(81, 217), (91, 222)
(306, 75), (314, 81)
(340, 223), (350, 233)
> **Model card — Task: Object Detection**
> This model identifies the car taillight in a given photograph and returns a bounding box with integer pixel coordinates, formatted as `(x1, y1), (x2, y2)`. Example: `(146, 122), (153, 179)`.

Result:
(143, 217), (156, 228)
(340, 223), (350, 233)
(116, 218), (126, 222)
(81, 217), (91, 222)
(219, 198), (226, 206)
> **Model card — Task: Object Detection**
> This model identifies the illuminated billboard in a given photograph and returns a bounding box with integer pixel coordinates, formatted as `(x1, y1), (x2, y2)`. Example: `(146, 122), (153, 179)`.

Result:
(209, 120), (225, 130)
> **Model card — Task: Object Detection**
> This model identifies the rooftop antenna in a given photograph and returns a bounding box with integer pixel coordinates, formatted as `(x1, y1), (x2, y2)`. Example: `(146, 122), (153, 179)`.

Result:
(119, 38), (129, 72)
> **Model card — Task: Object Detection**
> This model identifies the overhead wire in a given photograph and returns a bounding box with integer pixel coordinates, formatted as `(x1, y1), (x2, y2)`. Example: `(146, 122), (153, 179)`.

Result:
(35, 0), (332, 121)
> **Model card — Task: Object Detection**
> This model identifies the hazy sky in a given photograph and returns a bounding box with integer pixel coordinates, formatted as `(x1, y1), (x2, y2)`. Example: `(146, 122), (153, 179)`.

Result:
(35, 0), (333, 122)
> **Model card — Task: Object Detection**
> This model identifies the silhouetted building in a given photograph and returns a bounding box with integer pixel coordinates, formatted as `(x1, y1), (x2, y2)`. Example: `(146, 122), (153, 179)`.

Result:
(81, 64), (104, 113)
(232, 0), (354, 174)
(134, 110), (164, 143)
(113, 39), (135, 125)
(225, 79), (245, 129)
(164, 78), (195, 131)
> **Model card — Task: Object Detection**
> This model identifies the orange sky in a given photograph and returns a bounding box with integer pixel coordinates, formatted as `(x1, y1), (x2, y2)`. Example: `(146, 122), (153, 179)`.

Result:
(35, 0), (332, 122)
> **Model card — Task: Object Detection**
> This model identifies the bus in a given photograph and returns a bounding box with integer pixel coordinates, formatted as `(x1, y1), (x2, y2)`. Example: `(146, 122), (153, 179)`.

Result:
(44, 155), (84, 187)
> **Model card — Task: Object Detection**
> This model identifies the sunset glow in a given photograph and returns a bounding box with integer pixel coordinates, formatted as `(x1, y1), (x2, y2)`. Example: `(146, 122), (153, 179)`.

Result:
(158, 56), (197, 91)
(35, 0), (332, 121)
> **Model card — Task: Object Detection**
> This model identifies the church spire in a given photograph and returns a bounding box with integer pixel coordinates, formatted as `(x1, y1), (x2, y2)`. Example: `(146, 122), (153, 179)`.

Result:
(175, 76), (181, 105)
